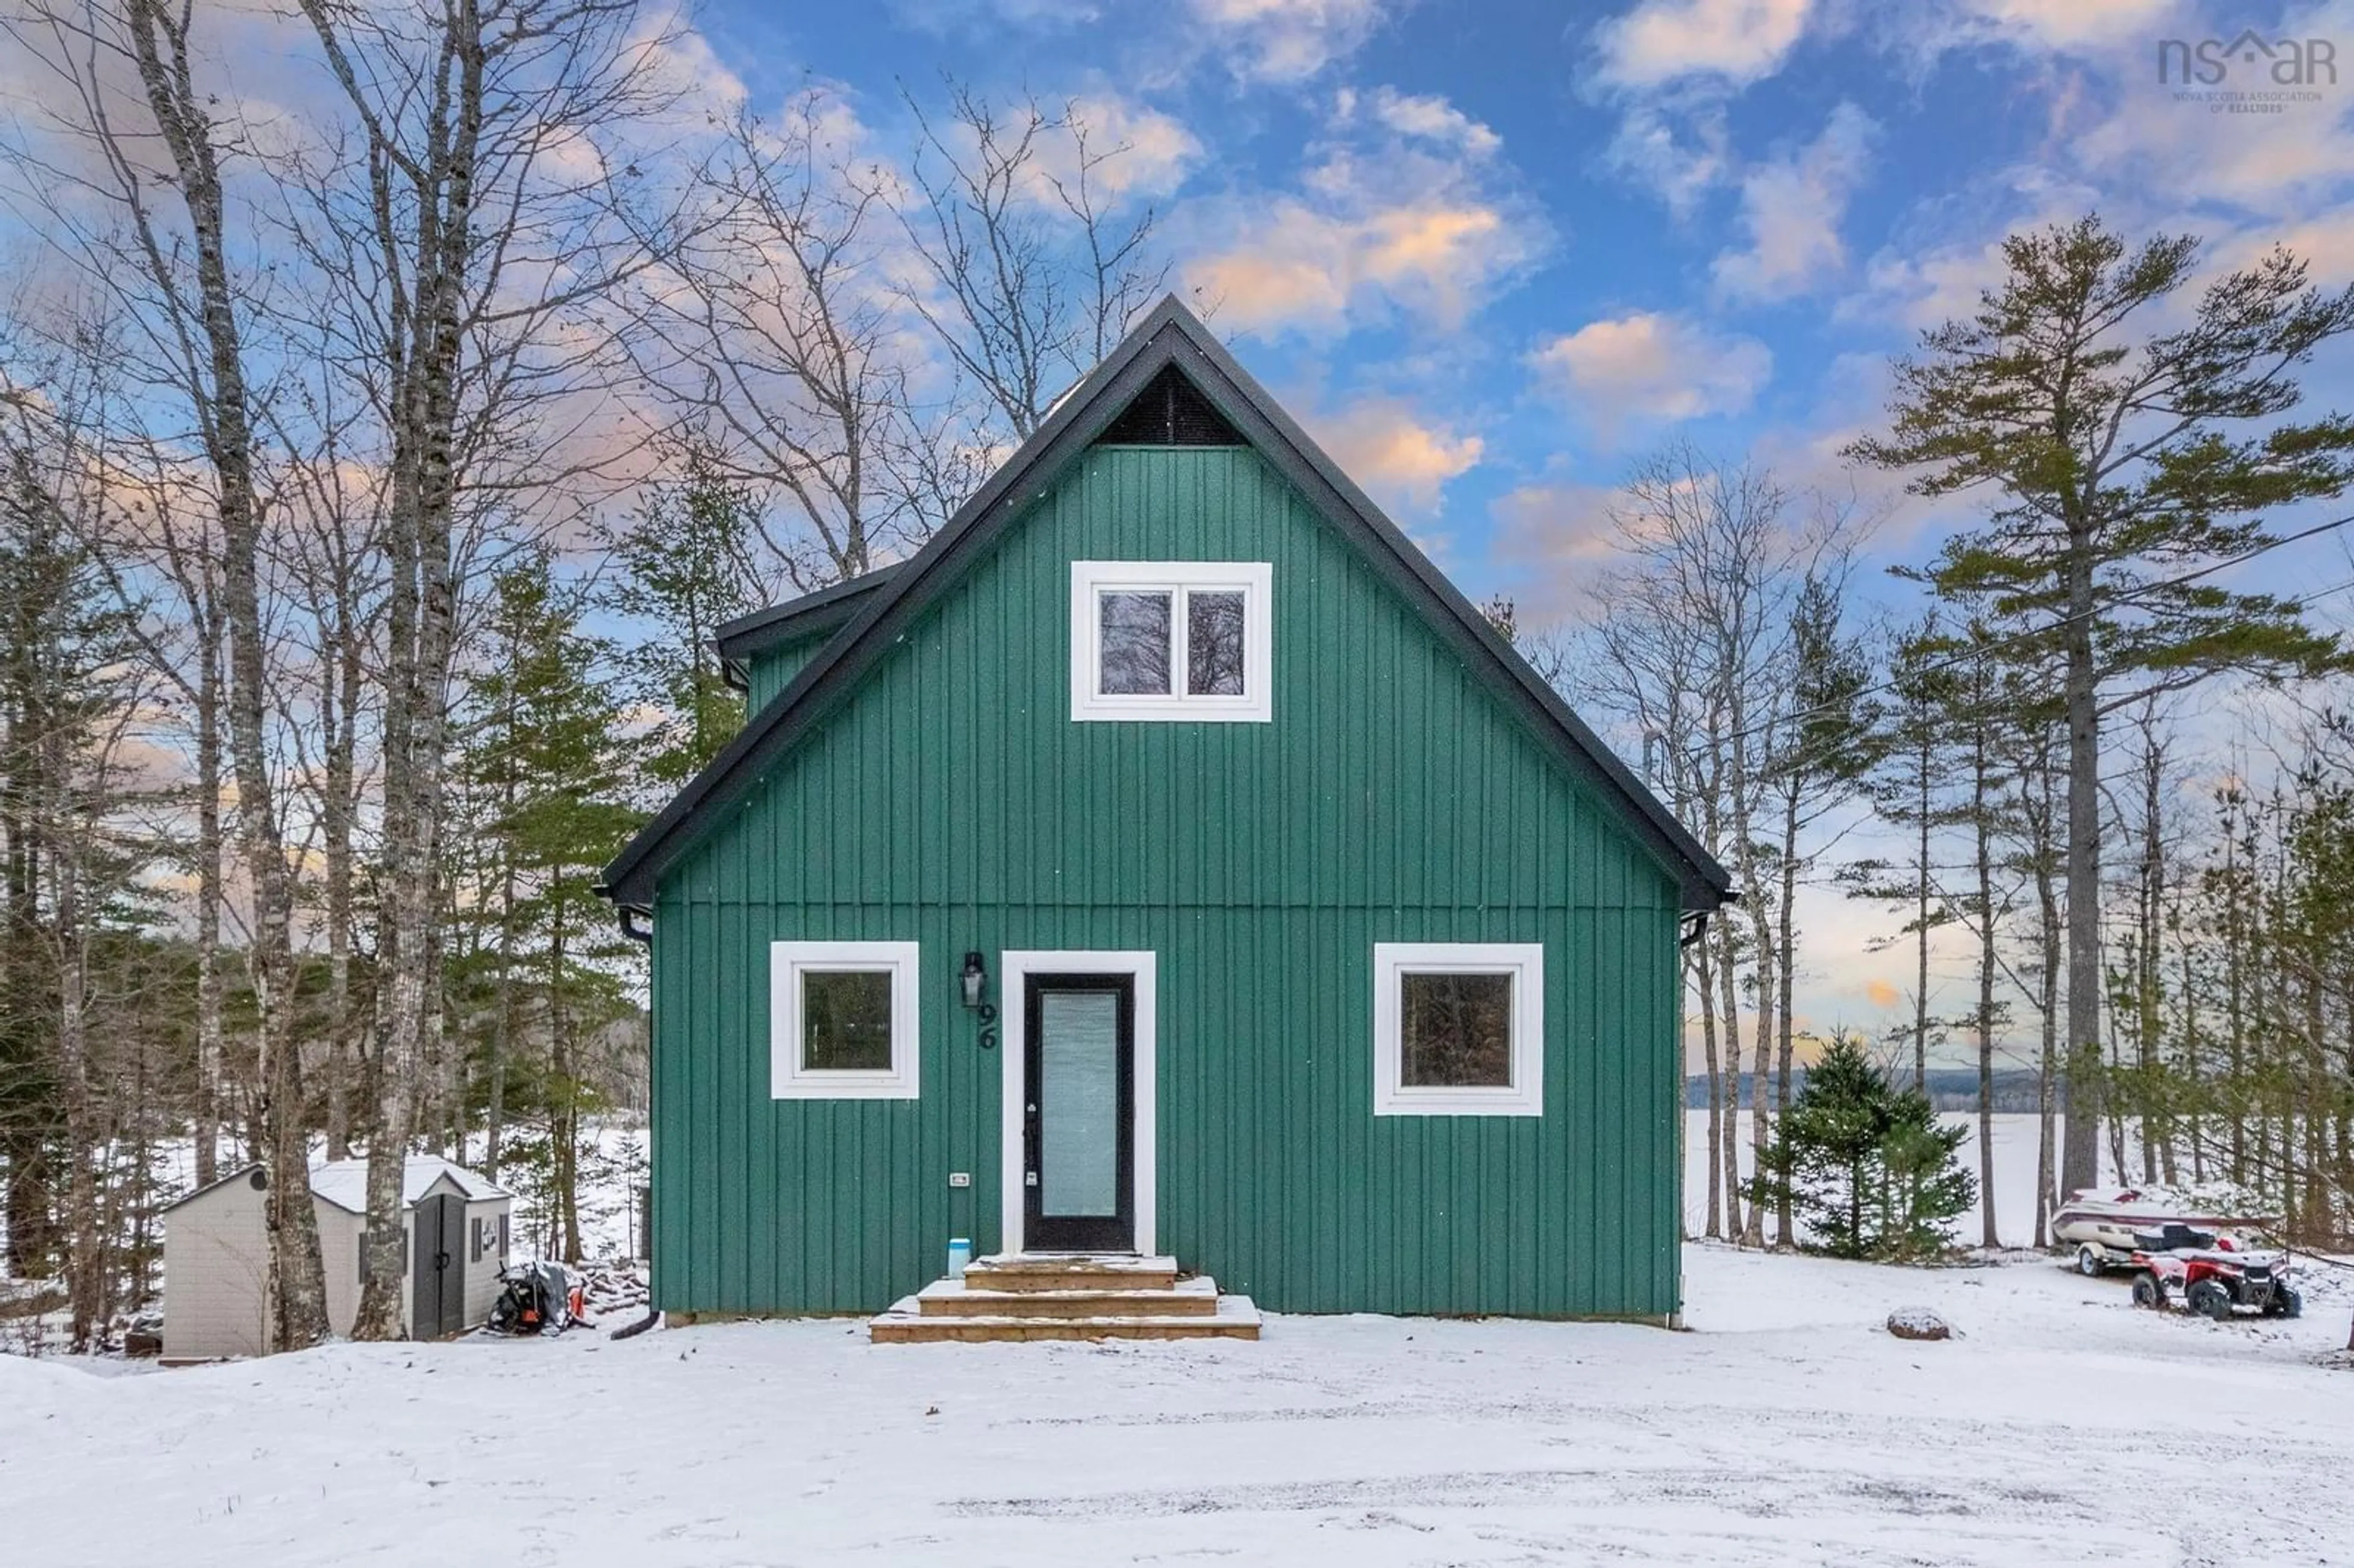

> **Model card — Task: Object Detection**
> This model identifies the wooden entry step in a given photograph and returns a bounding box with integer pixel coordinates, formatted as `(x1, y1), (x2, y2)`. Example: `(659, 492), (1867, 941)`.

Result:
(914, 1274), (1220, 1319)
(869, 1256), (1259, 1343)
(959, 1253), (1178, 1293)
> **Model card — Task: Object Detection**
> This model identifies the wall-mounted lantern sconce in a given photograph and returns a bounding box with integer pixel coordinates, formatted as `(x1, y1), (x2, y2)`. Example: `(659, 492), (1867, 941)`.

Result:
(961, 950), (989, 1010)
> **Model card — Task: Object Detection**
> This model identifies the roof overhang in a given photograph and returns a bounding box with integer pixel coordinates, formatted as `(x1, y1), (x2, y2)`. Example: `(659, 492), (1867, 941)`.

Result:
(712, 564), (905, 687)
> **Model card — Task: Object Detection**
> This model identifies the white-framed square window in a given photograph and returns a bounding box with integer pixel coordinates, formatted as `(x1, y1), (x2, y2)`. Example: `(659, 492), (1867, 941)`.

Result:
(1372, 942), (1545, 1117)
(1069, 560), (1273, 722)
(770, 940), (921, 1100)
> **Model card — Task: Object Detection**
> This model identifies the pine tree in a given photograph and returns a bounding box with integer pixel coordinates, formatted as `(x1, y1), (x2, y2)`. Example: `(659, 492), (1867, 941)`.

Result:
(603, 448), (770, 791)
(1750, 1030), (1976, 1261)
(1849, 215), (2354, 1198)
(454, 554), (644, 1261)
(0, 390), (171, 1340)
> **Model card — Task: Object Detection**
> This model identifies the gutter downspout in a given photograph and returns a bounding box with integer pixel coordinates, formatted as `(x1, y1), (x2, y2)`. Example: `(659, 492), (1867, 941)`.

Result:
(609, 900), (661, 1342)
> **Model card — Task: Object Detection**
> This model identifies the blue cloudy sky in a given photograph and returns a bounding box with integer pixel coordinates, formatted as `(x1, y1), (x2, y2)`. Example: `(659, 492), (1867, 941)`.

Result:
(656, 0), (2354, 1046)
(688, 0), (2354, 631)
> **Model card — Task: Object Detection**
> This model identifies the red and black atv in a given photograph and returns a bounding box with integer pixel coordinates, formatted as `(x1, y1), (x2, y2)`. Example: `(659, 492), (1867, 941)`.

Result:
(2127, 1225), (2303, 1321)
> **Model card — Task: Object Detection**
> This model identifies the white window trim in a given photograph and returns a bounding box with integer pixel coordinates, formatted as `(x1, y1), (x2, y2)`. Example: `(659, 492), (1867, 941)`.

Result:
(1068, 560), (1273, 723)
(1372, 942), (1545, 1117)
(770, 940), (921, 1100)
(999, 950), (1157, 1256)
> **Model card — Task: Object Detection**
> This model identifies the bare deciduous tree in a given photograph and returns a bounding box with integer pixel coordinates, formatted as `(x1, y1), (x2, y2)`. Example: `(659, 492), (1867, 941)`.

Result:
(291, 0), (687, 1340)
(639, 94), (940, 591)
(899, 80), (1168, 443)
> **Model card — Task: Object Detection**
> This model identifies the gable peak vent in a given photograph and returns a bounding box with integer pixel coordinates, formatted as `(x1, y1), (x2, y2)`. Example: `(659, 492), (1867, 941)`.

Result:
(1092, 365), (1243, 447)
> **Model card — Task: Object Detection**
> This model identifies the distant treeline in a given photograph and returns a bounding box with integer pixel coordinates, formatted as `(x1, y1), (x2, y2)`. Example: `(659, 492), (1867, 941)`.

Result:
(1688, 1070), (2047, 1114)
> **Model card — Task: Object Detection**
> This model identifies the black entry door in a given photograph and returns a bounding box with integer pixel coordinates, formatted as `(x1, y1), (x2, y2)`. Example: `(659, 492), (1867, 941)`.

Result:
(411, 1193), (466, 1339)
(1024, 974), (1135, 1252)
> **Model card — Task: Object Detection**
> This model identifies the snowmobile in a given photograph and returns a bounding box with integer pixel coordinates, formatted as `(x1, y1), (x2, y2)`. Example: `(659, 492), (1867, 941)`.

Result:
(2127, 1229), (2302, 1321)
(487, 1260), (577, 1336)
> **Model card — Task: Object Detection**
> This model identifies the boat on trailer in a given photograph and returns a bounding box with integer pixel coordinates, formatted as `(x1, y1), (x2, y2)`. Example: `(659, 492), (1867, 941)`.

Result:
(2051, 1189), (2277, 1275)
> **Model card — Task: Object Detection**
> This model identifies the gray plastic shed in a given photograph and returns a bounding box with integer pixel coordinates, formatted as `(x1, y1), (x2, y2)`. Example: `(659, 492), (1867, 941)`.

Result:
(160, 1156), (512, 1361)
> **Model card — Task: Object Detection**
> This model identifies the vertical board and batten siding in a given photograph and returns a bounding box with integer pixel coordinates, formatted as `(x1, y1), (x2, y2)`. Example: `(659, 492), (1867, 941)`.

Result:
(652, 444), (1684, 1319)
(743, 637), (824, 714)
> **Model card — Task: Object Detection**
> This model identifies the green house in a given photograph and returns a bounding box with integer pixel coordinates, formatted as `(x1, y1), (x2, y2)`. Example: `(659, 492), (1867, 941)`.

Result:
(601, 299), (1731, 1328)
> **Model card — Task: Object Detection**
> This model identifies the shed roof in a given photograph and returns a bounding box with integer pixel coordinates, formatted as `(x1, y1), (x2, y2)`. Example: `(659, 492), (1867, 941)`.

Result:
(307, 1156), (509, 1213)
(600, 295), (1734, 912)
(167, 1156), (509, 1214)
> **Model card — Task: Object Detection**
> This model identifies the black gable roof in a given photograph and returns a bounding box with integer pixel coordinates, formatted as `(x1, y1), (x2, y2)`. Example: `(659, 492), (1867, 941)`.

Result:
(599, 296), (1733, 912)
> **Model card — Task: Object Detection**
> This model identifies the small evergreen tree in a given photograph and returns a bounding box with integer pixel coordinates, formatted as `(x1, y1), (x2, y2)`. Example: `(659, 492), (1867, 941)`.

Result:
(602, 447), (770, 792)
(1750, 1030), (1976, 1261)
(452, 552), (643, 1260)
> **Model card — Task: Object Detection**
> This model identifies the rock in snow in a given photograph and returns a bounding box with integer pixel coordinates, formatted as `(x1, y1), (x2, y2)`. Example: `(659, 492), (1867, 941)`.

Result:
(1886, 1306), (1952, 1341)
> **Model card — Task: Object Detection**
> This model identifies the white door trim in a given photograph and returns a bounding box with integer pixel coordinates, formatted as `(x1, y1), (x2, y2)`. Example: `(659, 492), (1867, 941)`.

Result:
(998, 950), (1157, 1257)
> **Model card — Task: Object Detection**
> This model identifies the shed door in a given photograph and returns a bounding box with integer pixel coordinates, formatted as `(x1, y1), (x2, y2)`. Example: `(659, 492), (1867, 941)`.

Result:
(411, 1193), (466, 1339)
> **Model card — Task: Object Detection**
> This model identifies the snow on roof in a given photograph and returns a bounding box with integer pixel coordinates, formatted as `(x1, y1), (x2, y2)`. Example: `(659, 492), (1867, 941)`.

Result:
(307, 1155), (509, 1214)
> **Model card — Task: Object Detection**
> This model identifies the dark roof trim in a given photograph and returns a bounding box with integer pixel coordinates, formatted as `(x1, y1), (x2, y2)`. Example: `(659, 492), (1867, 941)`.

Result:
(712, 564), (904, 679)
(601, 296), (1733, 911)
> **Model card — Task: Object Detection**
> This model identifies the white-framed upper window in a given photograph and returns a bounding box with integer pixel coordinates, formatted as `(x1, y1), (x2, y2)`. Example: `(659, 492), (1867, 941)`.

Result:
(1372, 942), (1545, 1117)
(771, 940), (920, 1100)
(1069, 560), (1273, 722)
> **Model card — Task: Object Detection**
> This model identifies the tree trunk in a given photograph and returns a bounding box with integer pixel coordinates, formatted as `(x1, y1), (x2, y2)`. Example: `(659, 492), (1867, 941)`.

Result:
(2033, 741), (2062, 1247)
(2225, 807), (2247, 1184)
(51, 819), (101, 1350)
(336, 0), (482, 1339)
(321, 583), (360, 1162)
(2061, 528), (2103, 1195)
(1774, 782), (1800, 1247)
(123, 0), (330, 1351)
(1694, 939), (1721, 1239)
(551, 918), (582, 1264)
(1914, 745), (1933, 1092)
(1715, 916), (1746, 1237)
(1726, 723), (1773, 1249)
(191, 648), (223, 1189)
(1973, 706), (1998, 1250)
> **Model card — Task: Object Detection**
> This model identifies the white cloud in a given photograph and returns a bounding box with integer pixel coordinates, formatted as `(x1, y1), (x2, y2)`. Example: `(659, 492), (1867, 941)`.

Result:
(1304, 396), (1485, 513)
(1181, 92), (1545, 338)
(1711, 102), (1878, 301)
(623, 6), (749, 120)
(1337, 85), (1503, 157)
(1528, 311), (1773, 430)
(2072, 82), (2354, 215)
(1048, 93), (1202, 201)
(1593, 0), (1818, 90)
(1914, 0), (2180, 56)
(1843, 162), (2103, 329)
(1604, 101), (1731, 218)
(1187, 0), (1391, 83)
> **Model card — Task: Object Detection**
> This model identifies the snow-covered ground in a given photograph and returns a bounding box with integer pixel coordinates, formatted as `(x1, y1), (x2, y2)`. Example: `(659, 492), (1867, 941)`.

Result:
(7, 1244), (2349, 1567)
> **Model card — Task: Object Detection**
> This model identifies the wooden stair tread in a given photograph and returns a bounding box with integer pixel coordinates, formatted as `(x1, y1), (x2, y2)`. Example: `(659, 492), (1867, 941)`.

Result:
(915, 1276), (1219, 1317)
(871, 1291), (1261, 1343)
(959, 1254), (1179, 1292)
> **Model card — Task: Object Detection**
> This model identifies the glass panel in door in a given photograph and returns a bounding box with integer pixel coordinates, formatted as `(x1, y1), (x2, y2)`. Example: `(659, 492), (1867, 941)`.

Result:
(1024, 975), (1134, 1251)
